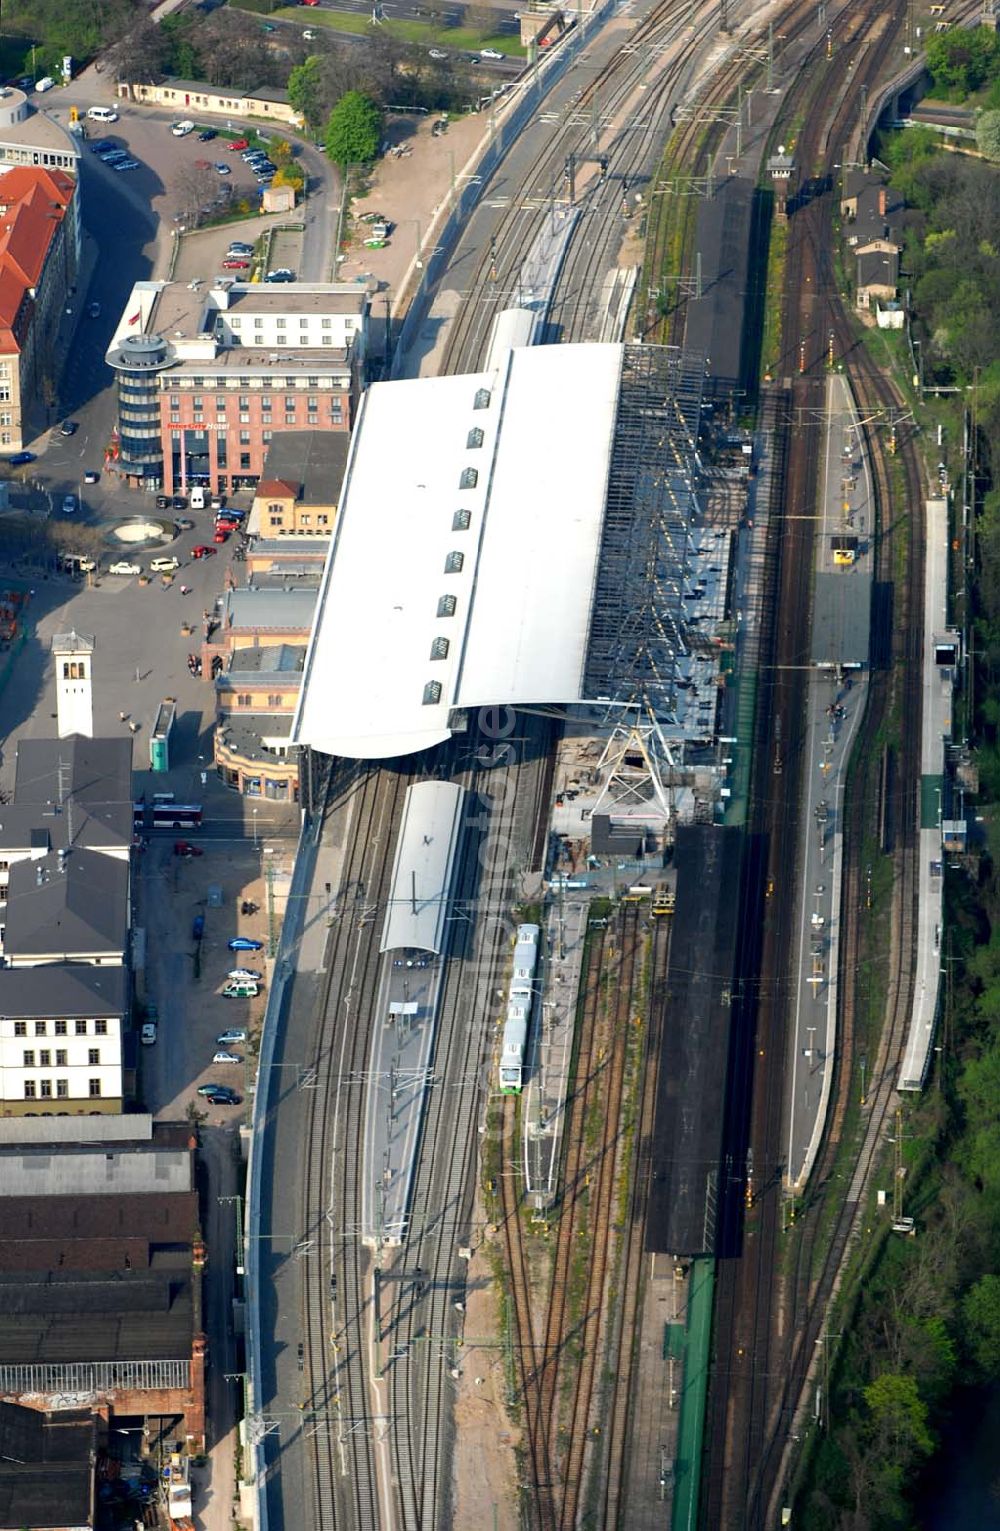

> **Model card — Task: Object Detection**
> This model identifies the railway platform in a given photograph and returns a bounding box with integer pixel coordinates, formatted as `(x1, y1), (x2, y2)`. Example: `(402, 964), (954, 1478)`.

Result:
(786, 371), (873, 1192)
(898, 494), (955, 1091)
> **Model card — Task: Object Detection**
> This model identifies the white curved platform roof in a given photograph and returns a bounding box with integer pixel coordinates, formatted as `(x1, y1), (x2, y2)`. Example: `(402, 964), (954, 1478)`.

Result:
(294, 342), (624, 760)
(380, 781), (465, 955)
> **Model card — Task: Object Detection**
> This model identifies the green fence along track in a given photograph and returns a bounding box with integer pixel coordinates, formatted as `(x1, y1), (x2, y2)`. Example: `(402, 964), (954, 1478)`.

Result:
(671, 1256), (715, 1531)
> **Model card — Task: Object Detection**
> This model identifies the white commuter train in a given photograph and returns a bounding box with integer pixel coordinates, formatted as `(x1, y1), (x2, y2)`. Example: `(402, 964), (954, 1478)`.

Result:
(499, 922), (540, 1093)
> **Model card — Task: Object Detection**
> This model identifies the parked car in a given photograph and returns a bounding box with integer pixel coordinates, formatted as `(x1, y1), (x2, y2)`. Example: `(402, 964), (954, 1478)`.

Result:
(90, 139), (116, 154)
(213, 1050), (242, 1065)
(171, 495), (188, 510)
(59, 419), (78, 436)
(198, 128), (218, 141)
(100, 149), (128, 163)
(429, 47), (448, 59)
(303, 27), (316, 38)
(228, 138), (250, 151)
(217, 1028), (248, 1044)
(174, 840), (203, 857)
(175, 517), (195, 530)
(216, 519), (240, 534)
(228, 936), (263, 952)
(192, 913), (205, 940)
(203, 1087), (242, 1105)
(222, 981), (259, 999)
(211, 493), (226, 510)
(141, 1021), (158, 1045)
(228, 968), (262, 982)
(156, 494), (170, 510)
(197, 1082), (236, 1098)
(88, 301), (101, 318)
(266, 269), (295, 283)
(151, 556), (180, 572)
(61, 494), (77, 515)
(480, 46), (504, 58)
(84, 469), (100, 484)
(6, 450), (35, 466)
(35, 77), (56, 93)
(108, 560), (141, 575)
(113, 159), (140, 171)
(191, 544), (216, 559)
(221, 258), (249, 271)
(171, 120), (195, 137)
(227, 243), (253, 256)
(213, 529), (229, 544)
(215, 162), (231, 175)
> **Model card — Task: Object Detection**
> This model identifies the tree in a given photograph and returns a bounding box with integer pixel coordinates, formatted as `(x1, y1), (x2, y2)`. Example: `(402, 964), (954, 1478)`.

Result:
(962, 1274), (1000, 1376)
(173, 163), (221, 229)
(925, 25), (1000, 99)
(863, 1373), (935, 1460)
(324, 90), (383, 169)
(288, 57), (325, 129)
(977, 109), (1000, 162)
(465, 2), (498, 40)
(105, 17), (168, 84)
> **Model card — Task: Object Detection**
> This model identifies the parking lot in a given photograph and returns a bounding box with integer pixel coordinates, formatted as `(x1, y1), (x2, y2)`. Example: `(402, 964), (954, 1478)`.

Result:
(136, 836), (281, 1126)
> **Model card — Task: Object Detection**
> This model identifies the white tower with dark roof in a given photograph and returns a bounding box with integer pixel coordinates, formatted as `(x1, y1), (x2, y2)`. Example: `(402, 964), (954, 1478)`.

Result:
(52, 630), (94, 739)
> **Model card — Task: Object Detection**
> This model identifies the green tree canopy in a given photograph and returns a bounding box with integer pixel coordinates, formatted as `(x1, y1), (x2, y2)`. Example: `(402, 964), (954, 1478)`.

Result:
(324, 90), (383, 169)
(925, 25), (1000, 98)
(863, 1373), (935, 1460)
(962, 1275), (1000, 1376)
(977, 109), (1000, 161)
(288, 56), (324, 128)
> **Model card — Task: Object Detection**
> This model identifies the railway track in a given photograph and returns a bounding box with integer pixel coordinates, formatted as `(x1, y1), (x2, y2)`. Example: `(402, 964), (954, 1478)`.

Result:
(438, 0), (730, 372)
(701, 4), (926, 1525)
(498, 900), (651, 1529)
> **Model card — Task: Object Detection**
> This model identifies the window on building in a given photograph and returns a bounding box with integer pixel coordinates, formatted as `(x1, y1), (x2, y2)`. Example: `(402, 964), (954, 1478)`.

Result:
(430, 637), (450, 660)
(95, 1019), (107, 1036)
(57, 1079), (68, 1099)
(89, 1079), (101, 1098)
(452, 509), (471, 531)
(423, 681), (442, 706)
(437, 594), (457, 618)
(276, 336), (287, 345)
(254, 319), (264, 330)
(307, 397), (318, 410)
(88, 1048), (100, 1066)
(322, 336), (333, 346)
(268, 694), (282, 707)
(22, 1050), (34, 1067)
(54, 1020), (66, 1035)
(317, 514), (329, 526)
(474, 388), (491, 410)
(261, 396), (272, 409)
(241, 453), (251, 470)
(459, 467), (478, 489)
(239, 413), (250, 424)
(170, 398), (180, 411)
(269, 515), (282, 527)
(466, 427), (484, 449)
(193, 397), (202, 410)
(39, 1050), (50, 1067)
(23, 1080), (35, 1099)
(239, 431), (251, 444)
(238, 693), (252, 707)
(75, 1019), (87, 1035)
(231, 318), (241, 328)
(239, 397), (249, 409)
(276, 318), (286, 330)
(34, 1021), (46, 1035)
(444, 551), (464, 574)
(299, 317), (309, 328)
(284, 396), (295, 409)
(322, 318), (332, 330)
(216, 397), (226, 409)
(262, 429), (272, 441)
(56, 1050), (67, 1067)
(13, 1022), (25, 1037)
(268, 503), (282, 517)
(40, 1079), (51, 1098)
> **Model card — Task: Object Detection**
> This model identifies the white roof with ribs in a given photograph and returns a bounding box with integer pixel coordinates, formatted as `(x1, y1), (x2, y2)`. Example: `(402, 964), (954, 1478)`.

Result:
(294, 342), (623, 760)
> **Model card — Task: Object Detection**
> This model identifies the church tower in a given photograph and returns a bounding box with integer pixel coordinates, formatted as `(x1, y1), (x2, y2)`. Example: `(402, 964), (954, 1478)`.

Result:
(52, 631), (94, 738)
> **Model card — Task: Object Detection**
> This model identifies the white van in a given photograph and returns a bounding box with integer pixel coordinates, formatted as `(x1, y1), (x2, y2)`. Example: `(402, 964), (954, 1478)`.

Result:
(87, 105), (119, 123)
(189, 486), (206, 510)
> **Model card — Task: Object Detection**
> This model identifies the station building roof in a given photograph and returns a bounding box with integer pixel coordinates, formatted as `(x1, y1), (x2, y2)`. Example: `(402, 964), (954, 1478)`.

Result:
(379, 781), (465, 956)
(295, 342), (624, 760)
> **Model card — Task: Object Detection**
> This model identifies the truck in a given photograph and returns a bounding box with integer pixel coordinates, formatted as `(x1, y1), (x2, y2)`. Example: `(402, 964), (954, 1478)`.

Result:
(150, 698), (176, 773)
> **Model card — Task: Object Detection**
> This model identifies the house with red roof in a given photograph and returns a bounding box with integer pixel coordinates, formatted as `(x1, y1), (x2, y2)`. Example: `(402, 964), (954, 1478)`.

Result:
(0, 165), (78, 451)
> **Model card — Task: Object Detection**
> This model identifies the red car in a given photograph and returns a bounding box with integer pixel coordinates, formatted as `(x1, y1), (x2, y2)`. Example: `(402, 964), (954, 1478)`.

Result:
(213, 529), (229, 544)
(216, 516), (240, 531)
(191, 545), (216, 559)
(174, 840), (204, 857)
(221, 258), (249, 270)
(227, 138), (249, 151)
